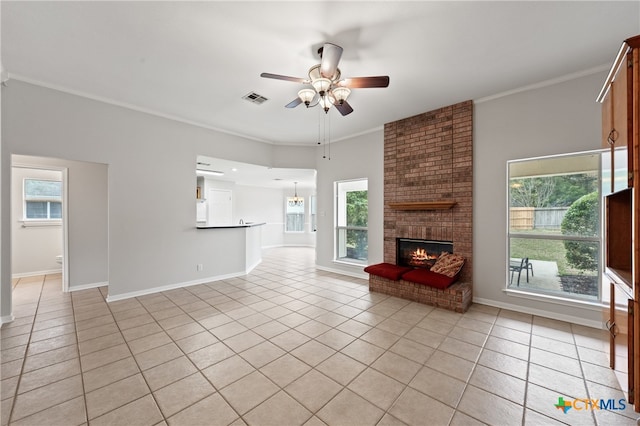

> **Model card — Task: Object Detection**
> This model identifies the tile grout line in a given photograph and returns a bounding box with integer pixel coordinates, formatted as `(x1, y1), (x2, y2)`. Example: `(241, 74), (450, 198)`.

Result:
(69, 281), (93, 426)
(6, 275), (45, 425)
(521, 312), (534, 426)
(572, 323), (599, 426)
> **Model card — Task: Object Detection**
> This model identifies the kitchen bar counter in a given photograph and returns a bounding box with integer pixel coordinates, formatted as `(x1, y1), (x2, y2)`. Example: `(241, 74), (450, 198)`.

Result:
(196, 222), (265, 229)
(195, 222), (264, 274)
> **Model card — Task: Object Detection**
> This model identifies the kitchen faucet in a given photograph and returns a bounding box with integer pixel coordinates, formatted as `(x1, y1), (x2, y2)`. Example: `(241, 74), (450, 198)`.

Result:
(239, 218), (244, 224)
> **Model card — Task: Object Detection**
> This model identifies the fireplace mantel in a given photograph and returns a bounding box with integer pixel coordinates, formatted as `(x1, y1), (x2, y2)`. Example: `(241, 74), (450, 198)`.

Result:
(387, 201), (457, 211)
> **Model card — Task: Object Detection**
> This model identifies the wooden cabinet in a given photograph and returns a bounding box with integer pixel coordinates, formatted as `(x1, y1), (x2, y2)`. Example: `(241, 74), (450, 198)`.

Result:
(599, 35), (640, 411)
(604, 188), (634, 404)
(601, 46), (629, 149)
(605, 188), (632, 284)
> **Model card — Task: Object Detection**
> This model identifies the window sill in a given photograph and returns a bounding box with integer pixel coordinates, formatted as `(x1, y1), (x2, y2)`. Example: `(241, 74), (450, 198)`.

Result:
(503, 287), (604, 311)
(20, 220), (62, 228)
(334, 258), (368, 267)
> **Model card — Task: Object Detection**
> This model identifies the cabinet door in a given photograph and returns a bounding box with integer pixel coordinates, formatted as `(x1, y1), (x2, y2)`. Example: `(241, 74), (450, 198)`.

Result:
(602, 56), (629, 149)
(612, 283), (633, 403)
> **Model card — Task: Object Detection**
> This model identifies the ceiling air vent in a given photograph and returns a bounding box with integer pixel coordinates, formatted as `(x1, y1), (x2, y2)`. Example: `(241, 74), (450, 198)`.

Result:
(242, 92), (268, 105)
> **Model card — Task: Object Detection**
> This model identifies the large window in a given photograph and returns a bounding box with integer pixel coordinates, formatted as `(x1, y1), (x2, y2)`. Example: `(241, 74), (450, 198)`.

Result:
(285, 197), (305, 232)
(24, 179), (62, 220)
(508, 151), (603, 302)
(335, 179), (368, 264)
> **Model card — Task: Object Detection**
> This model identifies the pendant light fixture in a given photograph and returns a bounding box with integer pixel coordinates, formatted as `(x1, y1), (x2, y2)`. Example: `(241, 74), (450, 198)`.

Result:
(290, 182), (302, 206)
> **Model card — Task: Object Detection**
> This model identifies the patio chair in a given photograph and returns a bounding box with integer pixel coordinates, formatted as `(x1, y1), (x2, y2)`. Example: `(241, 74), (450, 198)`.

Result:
(510, 257), (533, 286)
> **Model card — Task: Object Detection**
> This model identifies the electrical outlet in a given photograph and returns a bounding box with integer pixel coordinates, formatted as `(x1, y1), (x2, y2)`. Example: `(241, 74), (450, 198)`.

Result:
(196, 264), (203, 272)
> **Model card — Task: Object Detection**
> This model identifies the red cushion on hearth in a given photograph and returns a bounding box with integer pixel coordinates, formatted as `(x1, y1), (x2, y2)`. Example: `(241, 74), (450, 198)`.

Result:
(364, 263), (413, 281)
(401, 269), (458, 289)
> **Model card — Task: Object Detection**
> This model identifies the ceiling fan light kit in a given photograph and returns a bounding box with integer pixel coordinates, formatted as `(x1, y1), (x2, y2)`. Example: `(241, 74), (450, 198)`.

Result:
(297, 88), (316, 106)
(319, 95), (334, 113)
(311, 77), (332, 96)
(261, 42), (389, 116)
(331, 86), (351, 105)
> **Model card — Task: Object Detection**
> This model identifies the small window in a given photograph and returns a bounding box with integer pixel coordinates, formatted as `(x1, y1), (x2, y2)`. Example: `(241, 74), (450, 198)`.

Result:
(24, 179), (62, 220)
(335, 179), (368, 264)
(285, 197), (305, 232)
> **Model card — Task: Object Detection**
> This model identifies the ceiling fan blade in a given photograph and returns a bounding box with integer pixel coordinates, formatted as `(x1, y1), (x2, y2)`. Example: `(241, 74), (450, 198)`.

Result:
(334, 100), (354, 116)
(320, 43), (343, 78)
(342, 76), (390, 88)
(261, 73), (306, 84)
(285, 97), (303, 108)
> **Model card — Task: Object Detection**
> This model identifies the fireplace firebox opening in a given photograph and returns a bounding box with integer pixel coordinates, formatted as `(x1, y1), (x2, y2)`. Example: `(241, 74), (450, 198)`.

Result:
(396, 238), (453, 269)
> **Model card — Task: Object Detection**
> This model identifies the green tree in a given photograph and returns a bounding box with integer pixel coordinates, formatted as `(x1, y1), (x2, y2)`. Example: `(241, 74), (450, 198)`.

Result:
(546, 173), (598, 207)
(347, 191), (368, 226)
(510, 173), (598, 208)
(560, 191), (599, 271)
(510, 177), (555, 207)
(346, 190), (368, 259)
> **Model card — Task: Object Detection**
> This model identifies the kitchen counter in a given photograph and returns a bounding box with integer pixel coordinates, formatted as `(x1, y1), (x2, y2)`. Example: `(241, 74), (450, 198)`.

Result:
(196, 222), (265, 229)
(195, 222), (264, 274)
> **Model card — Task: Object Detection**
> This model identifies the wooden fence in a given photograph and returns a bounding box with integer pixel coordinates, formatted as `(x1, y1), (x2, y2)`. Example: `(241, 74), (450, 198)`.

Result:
(510, 207), (569, 230)
(510, 207), (534, 230)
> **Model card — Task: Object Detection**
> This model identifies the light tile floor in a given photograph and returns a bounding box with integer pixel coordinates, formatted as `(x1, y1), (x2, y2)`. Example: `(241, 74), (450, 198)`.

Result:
(2, 247), (639, 425)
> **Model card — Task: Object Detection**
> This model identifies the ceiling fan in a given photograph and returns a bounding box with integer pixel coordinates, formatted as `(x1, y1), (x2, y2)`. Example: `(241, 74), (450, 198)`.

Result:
(260, 43), (389, 116)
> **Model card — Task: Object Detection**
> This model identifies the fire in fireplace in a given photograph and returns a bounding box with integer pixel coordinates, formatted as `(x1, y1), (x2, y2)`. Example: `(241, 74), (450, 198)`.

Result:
(396, 238), (453, 269)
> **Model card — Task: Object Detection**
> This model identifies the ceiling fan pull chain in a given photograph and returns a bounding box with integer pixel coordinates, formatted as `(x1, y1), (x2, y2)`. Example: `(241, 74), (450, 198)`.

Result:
(327, 109), (331, 160)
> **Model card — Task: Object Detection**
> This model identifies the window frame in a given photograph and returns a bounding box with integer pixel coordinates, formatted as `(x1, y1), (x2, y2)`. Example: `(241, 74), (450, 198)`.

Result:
(334, 178), (369, 265)
(506, 150), (604, 304)
(285, 196), (305, 233)
(23, 178), (63, 223)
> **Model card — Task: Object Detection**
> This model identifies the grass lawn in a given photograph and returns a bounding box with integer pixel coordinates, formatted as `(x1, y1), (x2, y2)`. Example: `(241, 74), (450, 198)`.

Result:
(510, 234), (598, 276)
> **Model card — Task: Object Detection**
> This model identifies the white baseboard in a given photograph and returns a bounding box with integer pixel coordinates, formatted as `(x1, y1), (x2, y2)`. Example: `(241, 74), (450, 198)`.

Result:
(105, 272), (245, 303)
(1, 314), (15, 325)
(12, 268), (62, 279)
(68, 281), (108, 292)
(472, 296), (604, 329)
(261, 244), (316, 250)
(245, 259), (261, 274)
(316, 264), (368, 280)
(261, 244), (282, 249)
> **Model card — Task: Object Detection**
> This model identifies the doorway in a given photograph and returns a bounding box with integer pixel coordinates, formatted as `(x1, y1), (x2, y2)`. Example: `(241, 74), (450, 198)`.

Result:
(207, 188), (232, 225)
(6, 154), (109, 325)
(11, 161), (69, 292)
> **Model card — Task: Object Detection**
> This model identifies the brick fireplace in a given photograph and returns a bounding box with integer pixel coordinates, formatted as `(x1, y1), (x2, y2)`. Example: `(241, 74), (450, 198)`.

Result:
(383, 100), (473, 283)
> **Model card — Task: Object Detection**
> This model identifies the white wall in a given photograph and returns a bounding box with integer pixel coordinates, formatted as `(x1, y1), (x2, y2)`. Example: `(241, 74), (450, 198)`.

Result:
(11, 166), (63, 276)
(235, 185), (285, 248)
(474, 71), (606, 326)
(314, 132), (384, 278)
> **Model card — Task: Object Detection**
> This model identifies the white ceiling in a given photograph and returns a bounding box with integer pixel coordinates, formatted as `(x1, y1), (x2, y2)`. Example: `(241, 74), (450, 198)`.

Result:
(3, 1), (639, 148)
